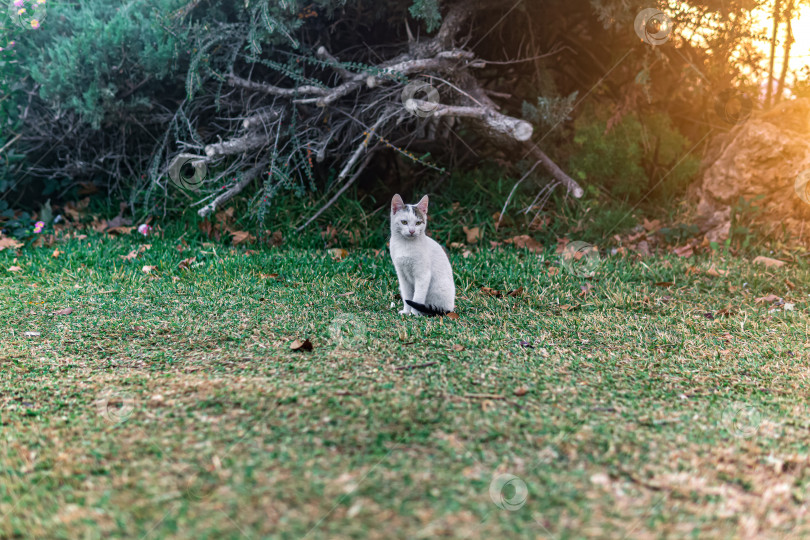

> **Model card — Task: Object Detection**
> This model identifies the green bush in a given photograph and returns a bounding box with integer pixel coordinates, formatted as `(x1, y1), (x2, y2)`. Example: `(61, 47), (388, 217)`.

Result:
(568, 107), (699, 204)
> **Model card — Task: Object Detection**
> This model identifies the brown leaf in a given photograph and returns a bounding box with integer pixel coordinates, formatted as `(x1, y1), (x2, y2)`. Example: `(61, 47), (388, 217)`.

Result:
(445, 312), (460, 320)
(0, 237), (23, 251)
(452, 344), (465, 351)
(230, 230), (256, 245)
(267, 230), (283, 247)
(654, 282), (674, 288)
(106, 215), (132, 229)
(52, 249), (62, 258)
(755, 294), (782, 304)
(705, 264), (728, 277)
(506, 286), (524, 297)
(716, 305), (735, 317)
(328, 248), (348, 260)
(177, 257), (196, 270)
(290, 338), (313, 351)
(106, 226), (135, 235)
(785, 279), (796, 290)
(673, 245), (694, 258)
(63, 198), (90, 221)
(547, 267), (559, 277)
(7, 266), (22, 272)
(504, 235), (543, 254)
(481, 286), (502, 298)
(53, 307), (74, 316)
(513, 386), (529, 397)
(142, 265), (157, 274)
(752, 256), (786, 268)
(120, 250), (139, 261)
(260, 273), (279, 280)
(462, 226), (480, 244)
(642, 218), (662, 232)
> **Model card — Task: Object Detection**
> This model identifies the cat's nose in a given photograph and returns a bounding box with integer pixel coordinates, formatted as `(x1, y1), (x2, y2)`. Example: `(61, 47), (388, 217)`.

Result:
(408, 229), (415, 235)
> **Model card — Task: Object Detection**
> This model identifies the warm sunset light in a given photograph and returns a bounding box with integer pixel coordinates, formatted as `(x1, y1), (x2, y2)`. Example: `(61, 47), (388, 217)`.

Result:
(752, 2), (810, 97)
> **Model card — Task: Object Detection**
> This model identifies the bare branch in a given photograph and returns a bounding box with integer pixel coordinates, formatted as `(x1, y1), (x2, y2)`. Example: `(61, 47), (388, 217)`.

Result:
(526, 144), (583, 198)
(197, 160), (267, 218)
(410, 100), (533, 141)
(205, 134), (267, 157)
(228, 74), (328, 97)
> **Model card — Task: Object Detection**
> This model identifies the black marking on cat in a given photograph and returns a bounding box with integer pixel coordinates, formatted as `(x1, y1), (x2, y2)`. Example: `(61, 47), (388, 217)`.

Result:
(405, 300), (449, 317)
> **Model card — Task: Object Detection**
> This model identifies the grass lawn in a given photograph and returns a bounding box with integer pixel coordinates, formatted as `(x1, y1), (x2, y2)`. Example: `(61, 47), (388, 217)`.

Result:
(2, 231), (810, 539)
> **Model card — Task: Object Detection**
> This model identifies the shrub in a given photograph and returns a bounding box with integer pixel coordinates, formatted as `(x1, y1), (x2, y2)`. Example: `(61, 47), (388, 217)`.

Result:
(568, 106), (700, 204)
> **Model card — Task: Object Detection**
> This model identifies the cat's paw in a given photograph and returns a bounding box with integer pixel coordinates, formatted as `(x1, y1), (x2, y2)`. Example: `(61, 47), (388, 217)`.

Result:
(398, 309), (411, 315)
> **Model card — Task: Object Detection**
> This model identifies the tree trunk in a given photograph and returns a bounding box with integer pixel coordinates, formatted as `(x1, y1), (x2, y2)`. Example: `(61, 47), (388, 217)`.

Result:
(775, 0), (794, 104)
(765, 0), (781, 108)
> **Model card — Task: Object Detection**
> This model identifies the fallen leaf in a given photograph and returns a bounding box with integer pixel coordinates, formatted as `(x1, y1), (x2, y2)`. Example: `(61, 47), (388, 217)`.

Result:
(260, 273), (279, 280)
(673, 245), (694, 258)
(753, 256), (786, 268)
(230, 230), (256, 245)
(445, 312), (460, 320)
(449, 242), (465, 249)
(547, 267), (559, 277)
(106, 226), (135, 235)
(634, 240), (651, 257)
(452, 344), (465, 351)
(267, 230), (283, 247)
(290, 338), (313, 352)
(507, 286), (524, 297)
(462, 226), (480, 244)
(481, 286), (502, 298)
(716, 305), (735, 317)
(178, 257), (196, 270)
(513, 386), (529, 396)
(142, 265), (157, 274)
(7, 266), (22, 272)
(755, 293), (782, 304)
(53, 308), (74, 316)
(705, 264), (728, 277)
(551, 238), (567, 255)
(785, 279), (796, 290)
(654, 282), (674, 288)
(504, 235), (543, 253)
(0, 237), (23, 251)
(642, 218), (662, 232)
(52, 249), (62, 258)
(106, 215), (132, 229)
(120, 250), (139, 261)
(329, 248), (348, 260)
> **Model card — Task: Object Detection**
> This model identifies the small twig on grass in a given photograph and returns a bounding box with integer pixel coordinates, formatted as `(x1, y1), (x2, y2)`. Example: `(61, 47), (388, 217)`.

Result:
(394, 361), (438, 371)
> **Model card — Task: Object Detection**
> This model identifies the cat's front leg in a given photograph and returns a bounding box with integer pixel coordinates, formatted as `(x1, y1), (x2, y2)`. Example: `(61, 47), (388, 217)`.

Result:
(398, 275), (415, 315)
(411, 274), (431, 316)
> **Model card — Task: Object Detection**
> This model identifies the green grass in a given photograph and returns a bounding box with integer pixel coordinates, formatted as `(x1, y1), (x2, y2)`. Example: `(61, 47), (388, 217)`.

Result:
(2, 231), (810, 539)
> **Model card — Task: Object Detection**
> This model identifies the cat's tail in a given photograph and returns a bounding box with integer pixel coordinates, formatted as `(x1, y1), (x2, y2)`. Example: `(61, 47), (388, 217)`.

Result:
(405, 300), (450, 317)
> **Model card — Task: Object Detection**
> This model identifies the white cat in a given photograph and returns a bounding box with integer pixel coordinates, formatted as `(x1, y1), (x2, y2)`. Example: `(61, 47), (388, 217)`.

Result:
(389, 194), (455, 316)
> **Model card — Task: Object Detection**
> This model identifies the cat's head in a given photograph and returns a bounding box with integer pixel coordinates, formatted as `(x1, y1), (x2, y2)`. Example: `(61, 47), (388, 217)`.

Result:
(391, 194), (428, 239)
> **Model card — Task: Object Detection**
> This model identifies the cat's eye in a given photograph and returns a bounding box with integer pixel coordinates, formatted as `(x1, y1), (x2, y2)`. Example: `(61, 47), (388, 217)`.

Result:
(415, 221), (423, 225)
(400, 220), (408, 225)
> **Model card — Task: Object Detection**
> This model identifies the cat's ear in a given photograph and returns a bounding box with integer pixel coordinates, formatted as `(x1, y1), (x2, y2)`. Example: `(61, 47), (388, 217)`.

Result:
(415, 195), (429, 216)
(391, 194), (405, 214)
